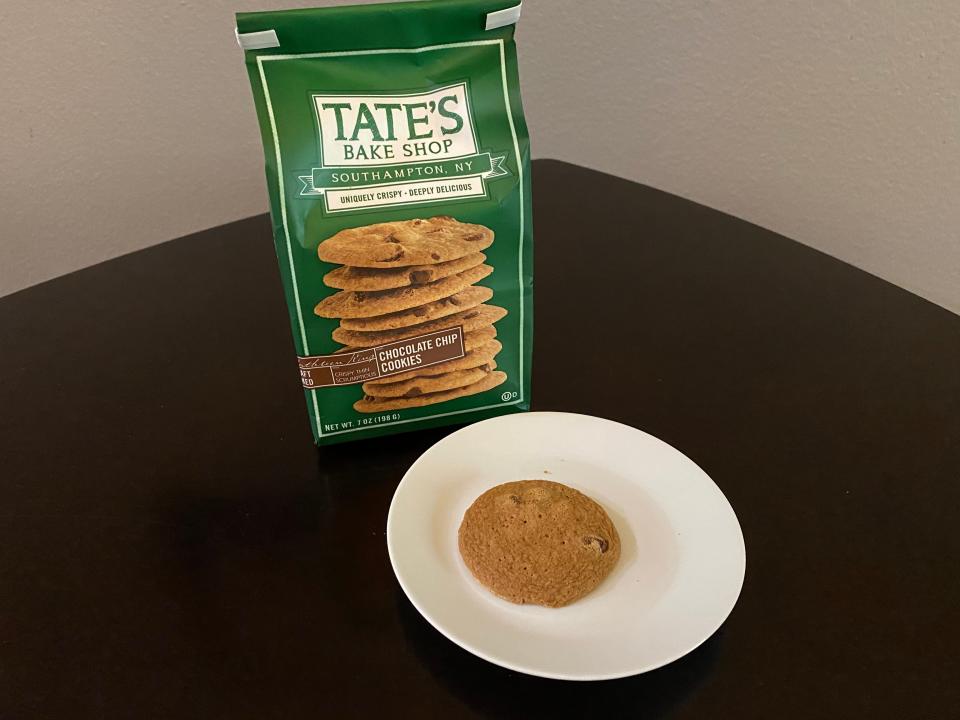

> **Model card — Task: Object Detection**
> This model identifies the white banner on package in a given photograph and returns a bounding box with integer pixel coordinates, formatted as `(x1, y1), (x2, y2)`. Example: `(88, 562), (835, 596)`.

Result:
(323, 175), (486, 212)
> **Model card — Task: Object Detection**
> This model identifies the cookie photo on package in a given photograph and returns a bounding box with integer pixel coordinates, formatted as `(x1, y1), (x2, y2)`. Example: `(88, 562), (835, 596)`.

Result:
(236, 0), (532, 445)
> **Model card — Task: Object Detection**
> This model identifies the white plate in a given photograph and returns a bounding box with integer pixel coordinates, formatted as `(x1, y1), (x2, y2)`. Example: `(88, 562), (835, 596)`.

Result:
(387, 412), (746, 680)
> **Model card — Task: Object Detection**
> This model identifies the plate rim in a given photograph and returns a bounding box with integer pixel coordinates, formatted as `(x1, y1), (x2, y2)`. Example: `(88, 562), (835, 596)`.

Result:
(386, 411), (747, 681)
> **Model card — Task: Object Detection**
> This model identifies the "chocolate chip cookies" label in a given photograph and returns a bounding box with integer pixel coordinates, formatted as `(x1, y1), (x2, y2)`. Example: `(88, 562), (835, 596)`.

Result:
(297, 327), (465, 388)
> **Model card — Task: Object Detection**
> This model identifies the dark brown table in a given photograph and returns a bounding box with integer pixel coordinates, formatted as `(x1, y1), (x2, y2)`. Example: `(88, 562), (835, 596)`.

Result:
(2, 160), (958, 719)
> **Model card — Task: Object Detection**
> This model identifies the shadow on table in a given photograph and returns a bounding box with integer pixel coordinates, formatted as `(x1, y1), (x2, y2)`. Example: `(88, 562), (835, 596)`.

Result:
(396, 591), (718, 719)
(314, 426), (454, 477)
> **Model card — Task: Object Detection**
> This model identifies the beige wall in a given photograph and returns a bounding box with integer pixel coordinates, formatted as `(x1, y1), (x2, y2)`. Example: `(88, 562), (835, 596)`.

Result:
(3, 1), (958, 313)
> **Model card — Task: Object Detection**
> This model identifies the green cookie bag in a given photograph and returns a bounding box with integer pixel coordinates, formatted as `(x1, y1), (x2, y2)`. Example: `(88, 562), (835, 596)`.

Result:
(235, 1), (532, 445)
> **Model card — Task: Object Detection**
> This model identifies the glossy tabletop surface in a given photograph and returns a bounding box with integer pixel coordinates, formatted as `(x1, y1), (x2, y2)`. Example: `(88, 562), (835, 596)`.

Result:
(2, 160), (958, 718)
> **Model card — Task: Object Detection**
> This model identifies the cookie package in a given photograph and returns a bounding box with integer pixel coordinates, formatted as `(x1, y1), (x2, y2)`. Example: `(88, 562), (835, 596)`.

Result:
(236, 1), (532, 445)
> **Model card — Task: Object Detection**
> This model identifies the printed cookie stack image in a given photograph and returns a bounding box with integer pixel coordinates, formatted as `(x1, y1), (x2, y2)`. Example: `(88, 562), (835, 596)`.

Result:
(314, 216), (508, 413)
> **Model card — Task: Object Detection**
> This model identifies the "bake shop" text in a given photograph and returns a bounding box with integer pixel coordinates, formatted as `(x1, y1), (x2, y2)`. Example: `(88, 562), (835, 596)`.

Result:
(313, 83), (478, 168)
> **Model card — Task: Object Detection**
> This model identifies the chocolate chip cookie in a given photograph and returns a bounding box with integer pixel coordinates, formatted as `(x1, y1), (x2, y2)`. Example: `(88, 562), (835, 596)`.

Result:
(458, 480), (621, 607)
(323, 252), (486, 291)
(353, 369), (506, 412)
(317, 216), (493, 268)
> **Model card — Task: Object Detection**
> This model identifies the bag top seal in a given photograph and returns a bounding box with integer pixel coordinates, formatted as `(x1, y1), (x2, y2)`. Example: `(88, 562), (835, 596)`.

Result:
(485, 2), (521, 31)
(236, 0), (521, 55)
(235, 28), (280, 51)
